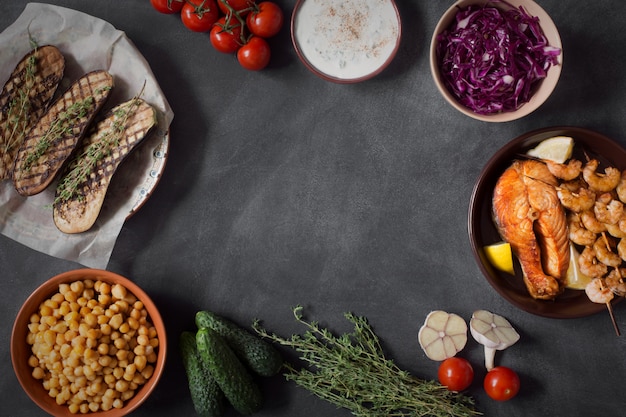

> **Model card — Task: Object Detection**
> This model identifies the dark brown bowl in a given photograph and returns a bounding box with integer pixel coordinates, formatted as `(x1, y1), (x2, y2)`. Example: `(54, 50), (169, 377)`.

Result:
(468, 126), (625, 318)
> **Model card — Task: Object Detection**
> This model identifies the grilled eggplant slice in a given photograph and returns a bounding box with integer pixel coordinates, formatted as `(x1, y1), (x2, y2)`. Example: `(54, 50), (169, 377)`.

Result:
(53, 97), (157, 234)
(12, 70), (114, 196)
(0, 45), (65, 179)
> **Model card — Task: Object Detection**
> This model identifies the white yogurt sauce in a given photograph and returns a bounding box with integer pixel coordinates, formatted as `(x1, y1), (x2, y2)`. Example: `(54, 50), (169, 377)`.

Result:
(294, 0), (400, 80)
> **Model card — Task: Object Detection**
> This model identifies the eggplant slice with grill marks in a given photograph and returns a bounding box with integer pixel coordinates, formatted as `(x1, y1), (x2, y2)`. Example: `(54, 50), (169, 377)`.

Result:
(0, 45), (65, 179)
(12, 70), (114, 196)
(53, 97), (157, 234)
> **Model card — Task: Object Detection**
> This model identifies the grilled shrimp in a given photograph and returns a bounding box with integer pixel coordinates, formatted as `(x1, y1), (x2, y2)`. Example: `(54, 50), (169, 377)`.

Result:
(593, 193), (624, 225)
(568, 212), (597, 246)
(580, 210), (607, 234)
(606, 268), (626, 297)
(617, 170), (626, 203)
(582, 159), (621, 192)
(605, 222), (626, 239)
(593, 235), (622, 267)
(557, 187), (595, 212)
(560, 178), (586, 192)
(618, 238), (626, 262)
(546, 159), (582, 181)
(579, 246), (609, 278)
(585, 278), (614, 304)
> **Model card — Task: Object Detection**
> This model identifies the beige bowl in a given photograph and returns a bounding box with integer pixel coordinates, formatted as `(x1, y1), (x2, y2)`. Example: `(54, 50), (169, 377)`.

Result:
(11, 268), (167, 417)
(430, 0), (562, 122)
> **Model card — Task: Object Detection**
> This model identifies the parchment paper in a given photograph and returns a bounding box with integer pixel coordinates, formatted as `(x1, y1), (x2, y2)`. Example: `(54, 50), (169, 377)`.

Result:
(0, 3), (174, 269)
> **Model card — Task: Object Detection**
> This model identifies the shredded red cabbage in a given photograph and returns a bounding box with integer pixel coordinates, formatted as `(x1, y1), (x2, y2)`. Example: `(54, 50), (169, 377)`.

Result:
(436, 0), (561, 115)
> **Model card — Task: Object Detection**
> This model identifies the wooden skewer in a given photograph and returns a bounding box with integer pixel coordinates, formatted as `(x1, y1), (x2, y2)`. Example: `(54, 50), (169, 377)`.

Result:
(605, 301), (620, 336)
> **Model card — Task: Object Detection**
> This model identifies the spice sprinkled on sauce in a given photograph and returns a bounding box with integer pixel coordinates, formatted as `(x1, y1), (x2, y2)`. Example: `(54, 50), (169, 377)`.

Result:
(295, 0), (400, 80)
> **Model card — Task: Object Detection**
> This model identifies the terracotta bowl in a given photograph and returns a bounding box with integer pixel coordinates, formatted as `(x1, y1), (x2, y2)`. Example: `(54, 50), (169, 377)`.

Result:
(430, 0), (562, 122)
(11, 268), (167, 416)
(468, 127), (625, 318)
(291, 0), (402, 83)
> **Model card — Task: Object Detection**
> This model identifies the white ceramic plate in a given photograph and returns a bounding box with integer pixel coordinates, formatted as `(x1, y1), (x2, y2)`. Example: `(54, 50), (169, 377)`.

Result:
(0, 4), (173, 268)
(0, 4), (172, 220)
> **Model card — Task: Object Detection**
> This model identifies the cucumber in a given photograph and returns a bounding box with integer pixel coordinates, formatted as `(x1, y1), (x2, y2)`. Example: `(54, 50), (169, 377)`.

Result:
(195, 310), (283, 377)
(196, 327), (263, 415)
(179, 331), (226, 417)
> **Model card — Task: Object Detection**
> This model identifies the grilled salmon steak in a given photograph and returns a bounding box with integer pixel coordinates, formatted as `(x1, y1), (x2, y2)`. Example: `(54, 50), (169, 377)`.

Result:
(12, 70), (114, 196)
(0, 45), (65, 179)
(53, 97), (157, 234)
(492, 159), (570, 300)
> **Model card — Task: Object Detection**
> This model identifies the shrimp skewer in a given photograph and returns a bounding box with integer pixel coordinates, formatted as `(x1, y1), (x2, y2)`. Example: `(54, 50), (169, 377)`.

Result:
(557, 187), (595, 212)
(568, 212), (596, 246)
(578, 246), (608, 278)
(616, 170), (626, 203)
(546, 159), (582, 181)
(592, 235), (622, 268)
(593, 193), (623, 225)
(606, 268), (626, 297)
(582, 159), (621, 192)
(580, 210), (607, 234)
(585, 278), (620, 336)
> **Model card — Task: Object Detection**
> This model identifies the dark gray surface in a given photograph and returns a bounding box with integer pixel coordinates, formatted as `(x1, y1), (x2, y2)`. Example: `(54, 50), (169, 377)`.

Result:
(2, 1), (626, 416)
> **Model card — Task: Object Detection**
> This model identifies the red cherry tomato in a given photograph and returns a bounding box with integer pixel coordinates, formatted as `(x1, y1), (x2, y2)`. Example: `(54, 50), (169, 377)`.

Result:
(210, 17), (243, 54)
(217, 0), (255, 16)
(246, 1), (283, 38)
(181, 0), (220, 32)
(237, 36), (271, 70)
(484, 366), (520, 401)
(150, 0), (184, 14)
(437, 357), (474, 392)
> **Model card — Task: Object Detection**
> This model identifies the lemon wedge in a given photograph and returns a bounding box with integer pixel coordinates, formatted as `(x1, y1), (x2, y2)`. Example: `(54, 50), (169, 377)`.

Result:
(526, 136), (574, 164)
(565, 243), (592, 290)
(484, 242), (515, 275)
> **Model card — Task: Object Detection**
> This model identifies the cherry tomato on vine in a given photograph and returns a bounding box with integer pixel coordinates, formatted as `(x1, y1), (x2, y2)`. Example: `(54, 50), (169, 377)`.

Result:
(437, 357), (474, 392)
(181, 0), (220, 32)
(210, 17), (243, 54)
(237, 36), (270, 70)
(151, 0), (184, 14)
(484, 366), (520, 401)
(246, 1), (283, 38)
(217, 0), (255, 16)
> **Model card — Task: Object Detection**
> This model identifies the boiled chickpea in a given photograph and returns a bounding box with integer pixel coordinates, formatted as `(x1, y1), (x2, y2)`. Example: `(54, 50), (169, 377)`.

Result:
(26, 279), (159, 413)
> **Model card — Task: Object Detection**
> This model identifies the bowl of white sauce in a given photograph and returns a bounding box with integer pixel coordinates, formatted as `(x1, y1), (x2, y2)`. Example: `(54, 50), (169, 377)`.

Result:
(291, 0), (402, 83)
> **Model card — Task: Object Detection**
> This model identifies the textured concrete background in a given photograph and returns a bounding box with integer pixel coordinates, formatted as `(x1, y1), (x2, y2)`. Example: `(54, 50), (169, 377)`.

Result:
(1, 1), (625, 416)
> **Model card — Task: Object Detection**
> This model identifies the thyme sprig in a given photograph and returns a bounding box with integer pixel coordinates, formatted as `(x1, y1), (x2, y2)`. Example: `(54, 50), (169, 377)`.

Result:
(2, 32), (40, 155)
(3, 52), (37, 154)
(253, 307), (480, 417)
(21, 97), (95, 172)
(54, 93), (143, 205)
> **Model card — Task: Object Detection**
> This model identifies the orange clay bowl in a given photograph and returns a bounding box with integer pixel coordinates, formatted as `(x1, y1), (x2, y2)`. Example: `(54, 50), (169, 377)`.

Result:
(11, 268), (167, 417)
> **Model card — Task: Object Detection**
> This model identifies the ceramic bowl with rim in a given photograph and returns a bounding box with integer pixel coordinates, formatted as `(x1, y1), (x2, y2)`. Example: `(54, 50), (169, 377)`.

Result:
(430, 0), (563, 122)
(291, 0), (402, 83)
(11, 268), (167, 417)
(468, 126), (625, 318)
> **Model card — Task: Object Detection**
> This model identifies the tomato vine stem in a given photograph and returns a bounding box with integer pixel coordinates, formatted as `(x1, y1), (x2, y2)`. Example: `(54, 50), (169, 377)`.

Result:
(217, 0), (254, 44)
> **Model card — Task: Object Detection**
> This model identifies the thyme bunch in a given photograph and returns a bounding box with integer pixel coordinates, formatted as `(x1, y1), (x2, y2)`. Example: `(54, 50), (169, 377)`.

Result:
(253, 306), (480, 417)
